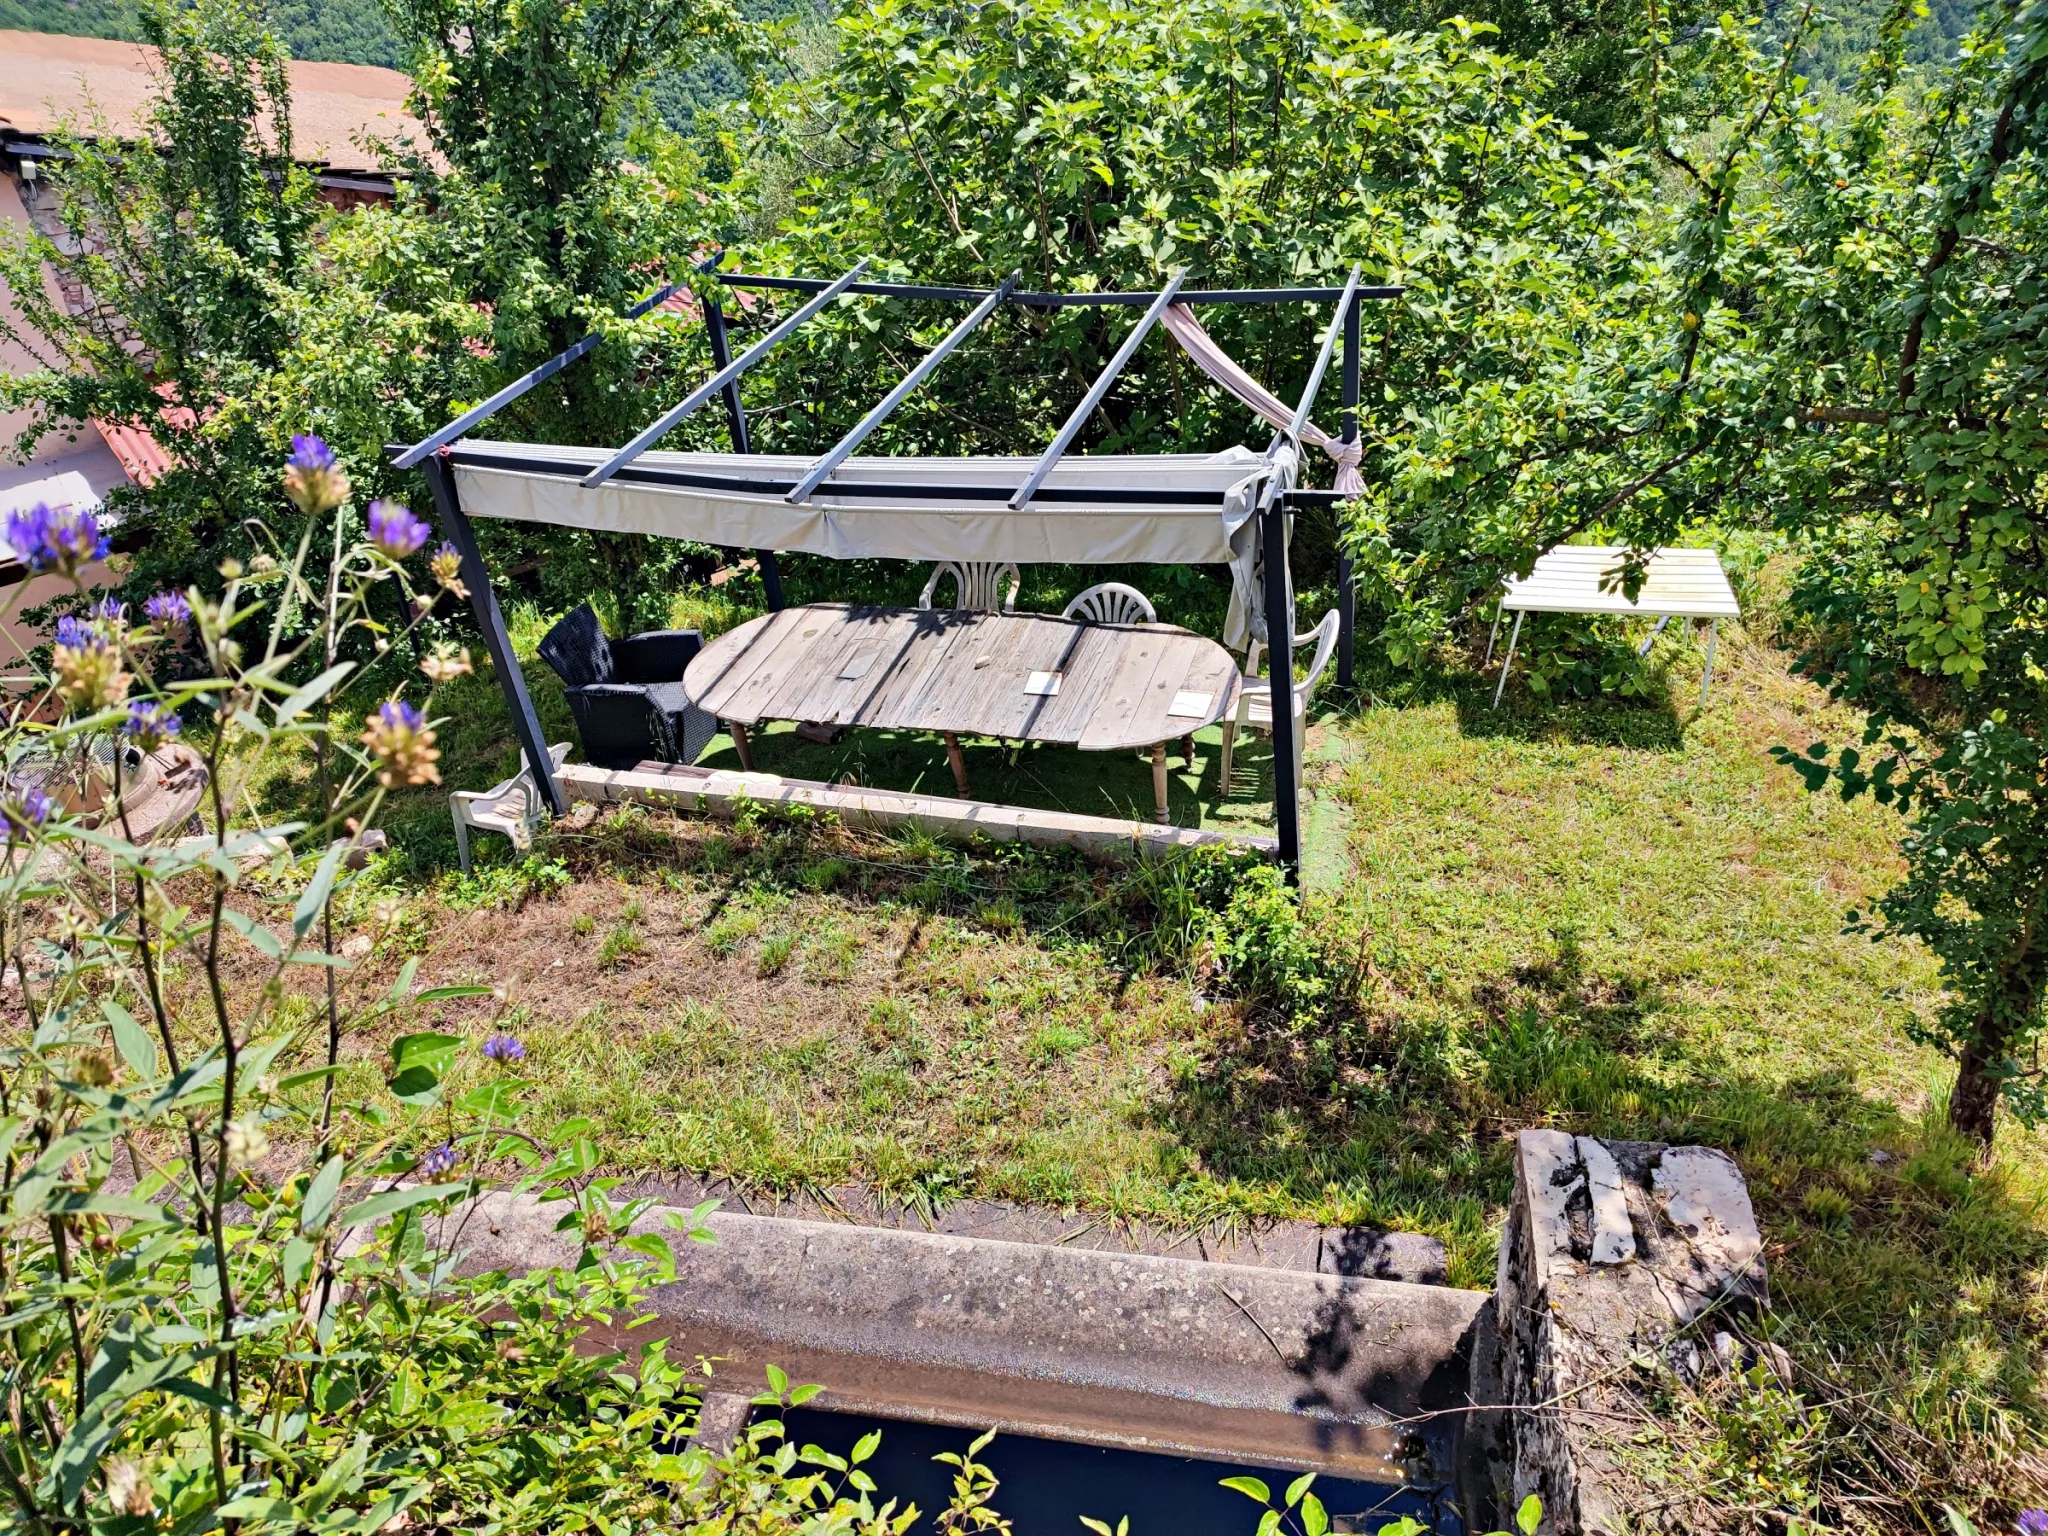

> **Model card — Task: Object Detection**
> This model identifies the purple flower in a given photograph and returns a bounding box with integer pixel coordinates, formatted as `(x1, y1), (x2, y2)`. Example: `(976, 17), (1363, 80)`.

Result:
(360, 698), (441, 788)
(287, 434), (336, 472)
(2, 785), (53, 843)
(2018, 1513), (2048, 1536)
(144, 591), (192, 627)
(481, 1033), (526, 1064)
(7, 502), (109, 578)
(144, 590), (193, 645)
(51, 615), (129, 712)
(282, 435), (349, 515)
(92, 596), (127, 627)
(366, 500), (431, 560)
(419, 1143), (459, 1177)
(122, 699), (182, 750)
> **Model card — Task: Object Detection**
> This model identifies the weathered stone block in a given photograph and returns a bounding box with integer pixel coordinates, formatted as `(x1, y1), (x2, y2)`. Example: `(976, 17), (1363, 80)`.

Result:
(1480, 1131), (1767, 1535)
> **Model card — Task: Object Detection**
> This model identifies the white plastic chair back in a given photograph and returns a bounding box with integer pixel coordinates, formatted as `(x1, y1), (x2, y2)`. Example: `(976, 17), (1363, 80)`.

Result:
(920, 561), (1020, 613)
(1061, 582), (1157, 626)
(1294, 608), (1341, 707)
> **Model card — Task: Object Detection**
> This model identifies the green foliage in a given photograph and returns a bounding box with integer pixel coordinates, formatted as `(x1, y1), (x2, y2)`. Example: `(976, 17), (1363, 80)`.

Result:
(443, 852), (573, 911)
(0, 461), (975, 1535)
(0, 0), (488, 609)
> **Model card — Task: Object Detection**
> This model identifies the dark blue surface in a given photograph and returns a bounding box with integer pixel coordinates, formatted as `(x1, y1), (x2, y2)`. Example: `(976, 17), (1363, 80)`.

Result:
(774, 1407), (1460, 1536)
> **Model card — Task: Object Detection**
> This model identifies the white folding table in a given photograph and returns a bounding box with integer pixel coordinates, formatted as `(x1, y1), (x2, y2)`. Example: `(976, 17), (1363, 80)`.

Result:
(1487, 546), (1741, 708)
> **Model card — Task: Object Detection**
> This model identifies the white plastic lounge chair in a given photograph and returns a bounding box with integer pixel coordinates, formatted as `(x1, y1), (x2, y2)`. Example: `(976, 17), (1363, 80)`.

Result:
(1061, 582), (1157, 625)
(920, 561), (1020, 613)
(452, 742), (571, 873)
(1220, 610), (1340, 790)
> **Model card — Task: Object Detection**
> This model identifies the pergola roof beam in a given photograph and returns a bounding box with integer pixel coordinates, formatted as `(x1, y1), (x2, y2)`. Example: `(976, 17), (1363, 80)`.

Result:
(393, 278), (688, 469)
(787, 273), (1019, 506)
(581, 257), (873, 489)
(1280, 264), (1362, 454)
(1009, 271), (1186, 510)
(716, 272), (1402, 307)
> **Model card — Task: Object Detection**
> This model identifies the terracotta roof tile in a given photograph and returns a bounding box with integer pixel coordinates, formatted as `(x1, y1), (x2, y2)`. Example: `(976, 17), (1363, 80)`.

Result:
(0, 28), (424, 174)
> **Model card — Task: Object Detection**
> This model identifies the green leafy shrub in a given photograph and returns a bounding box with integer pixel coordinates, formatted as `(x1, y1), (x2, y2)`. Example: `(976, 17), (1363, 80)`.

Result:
(0, 447), (962, 1535)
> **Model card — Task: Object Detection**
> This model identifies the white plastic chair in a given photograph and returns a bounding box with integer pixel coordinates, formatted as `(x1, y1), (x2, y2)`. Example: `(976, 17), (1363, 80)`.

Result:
(1220, 610), (1340, 789)
(919, 561), (1020, 613)
(452, 742), (570, 873)
(1061, 582), (1157, 625)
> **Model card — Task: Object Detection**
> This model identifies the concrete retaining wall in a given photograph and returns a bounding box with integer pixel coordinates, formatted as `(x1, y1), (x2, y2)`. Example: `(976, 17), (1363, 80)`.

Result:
(447, 1192), (1485, 1485)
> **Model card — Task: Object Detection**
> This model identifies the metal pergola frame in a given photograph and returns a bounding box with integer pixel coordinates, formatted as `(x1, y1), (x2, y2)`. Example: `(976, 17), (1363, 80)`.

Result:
(392, 258), (1400, 872)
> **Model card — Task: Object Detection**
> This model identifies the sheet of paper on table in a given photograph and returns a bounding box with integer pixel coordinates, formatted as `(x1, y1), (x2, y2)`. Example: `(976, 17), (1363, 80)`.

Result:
(837, 653), (876, 680)
(1167, 690), (1213, 718)
(1024, 671), (1062, 696)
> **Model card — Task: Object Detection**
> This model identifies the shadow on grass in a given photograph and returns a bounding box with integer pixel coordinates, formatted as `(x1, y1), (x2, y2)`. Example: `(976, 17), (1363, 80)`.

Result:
(1336, 646), (1692, 752)
(1150, 922), (2048, 1515)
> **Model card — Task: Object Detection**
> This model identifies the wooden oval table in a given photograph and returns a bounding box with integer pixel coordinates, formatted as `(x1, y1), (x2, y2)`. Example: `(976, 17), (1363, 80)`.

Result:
(682, 603), (1242, 821)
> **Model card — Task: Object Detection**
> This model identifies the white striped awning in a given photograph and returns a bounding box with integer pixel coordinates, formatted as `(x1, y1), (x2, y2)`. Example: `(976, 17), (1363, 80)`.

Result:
(1500, 545), (1739, 619)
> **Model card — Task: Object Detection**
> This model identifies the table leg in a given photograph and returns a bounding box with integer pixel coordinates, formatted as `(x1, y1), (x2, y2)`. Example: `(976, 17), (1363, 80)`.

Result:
(943, 733), (970, 798)
(1699, 619), (1718, 708)
(1152, 741), (1169, 824)
(1181, 733), (1196, 766)
(1492, 611), (1525, 710)
(728, 721), (754, 772)
(1219, 719), (1237, 789)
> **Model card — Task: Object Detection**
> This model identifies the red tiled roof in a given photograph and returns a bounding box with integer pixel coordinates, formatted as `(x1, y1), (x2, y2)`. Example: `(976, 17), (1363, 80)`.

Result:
(0, 29), (425, 175)
(93, 418), (174, 486)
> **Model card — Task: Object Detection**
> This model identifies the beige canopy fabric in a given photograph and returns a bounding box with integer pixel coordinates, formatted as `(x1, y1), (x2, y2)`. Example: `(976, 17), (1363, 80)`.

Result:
(1159, 305), (1362, 496)
(450, 437), (1302, 648)
(450, 440), (1276, 562)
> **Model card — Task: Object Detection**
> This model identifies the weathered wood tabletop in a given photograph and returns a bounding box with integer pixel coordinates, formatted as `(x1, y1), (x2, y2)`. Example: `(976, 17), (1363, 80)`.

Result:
(683, 604), (1241, 814)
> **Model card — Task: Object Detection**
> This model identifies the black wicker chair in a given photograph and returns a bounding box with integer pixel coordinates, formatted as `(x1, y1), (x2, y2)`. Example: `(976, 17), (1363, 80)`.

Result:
(536, 604), (717, 769)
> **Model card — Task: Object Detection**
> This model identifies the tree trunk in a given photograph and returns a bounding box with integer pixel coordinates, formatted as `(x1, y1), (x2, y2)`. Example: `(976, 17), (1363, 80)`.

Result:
(1951, 1032), (2006, 1148)
(1950, 937), (2046, 1151)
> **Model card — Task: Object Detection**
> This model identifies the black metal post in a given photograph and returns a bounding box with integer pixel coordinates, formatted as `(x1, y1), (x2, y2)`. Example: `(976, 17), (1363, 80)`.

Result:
(422, 452), (567, 816)
(1337, 292), (1361, 691)
(703, 292), (785, 611)
(1262, 498), (1300, 879)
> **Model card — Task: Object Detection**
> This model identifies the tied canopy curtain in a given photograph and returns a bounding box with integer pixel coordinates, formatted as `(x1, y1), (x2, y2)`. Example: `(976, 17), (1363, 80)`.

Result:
(1158, 304), (1362, 496)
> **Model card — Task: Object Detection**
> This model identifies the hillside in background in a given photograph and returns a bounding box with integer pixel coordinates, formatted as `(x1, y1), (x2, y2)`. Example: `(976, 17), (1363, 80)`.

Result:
(0, 0), (403, 63)
(0, 0), (790, 130)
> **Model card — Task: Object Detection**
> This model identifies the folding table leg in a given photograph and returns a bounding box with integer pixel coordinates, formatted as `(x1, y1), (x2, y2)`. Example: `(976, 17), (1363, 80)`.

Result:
(1484, 606), (1501, 665)
(1492, 611), (1525, 709)
(943, 733), (971, 798)
(1699, 620), (1718, 708)
(1152, 742), (1169, 824)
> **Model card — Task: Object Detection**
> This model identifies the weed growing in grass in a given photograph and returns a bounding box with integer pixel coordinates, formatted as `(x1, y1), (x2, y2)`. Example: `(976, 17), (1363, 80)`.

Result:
(975, 896), (1023, 935)
(622, 897), (645, 922)
(443, 854), (571, 912)
(570, 913), (595, 938)
(1029, 1021), (1090, 1061)
(705, 909), (762, 955)
(599, 922), (645, 970)
(804, 925), (860, 981)
(801, 858), (849, 892)
(865, 997), (918, 1041)
(758, 933), (795, 976)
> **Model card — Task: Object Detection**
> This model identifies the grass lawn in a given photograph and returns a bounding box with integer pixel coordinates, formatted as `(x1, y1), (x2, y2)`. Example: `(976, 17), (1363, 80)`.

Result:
(244, 587), (2046, 1526)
